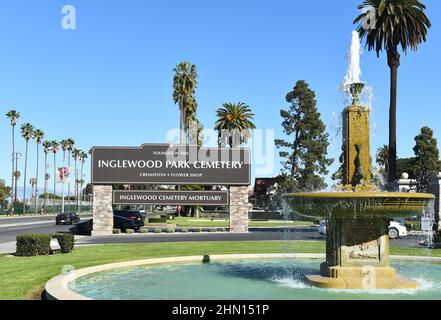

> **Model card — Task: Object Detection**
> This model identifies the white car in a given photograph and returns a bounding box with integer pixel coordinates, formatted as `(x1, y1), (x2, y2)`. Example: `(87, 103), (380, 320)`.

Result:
(317, 220), (407, 239)
(388, 221), (408, 239)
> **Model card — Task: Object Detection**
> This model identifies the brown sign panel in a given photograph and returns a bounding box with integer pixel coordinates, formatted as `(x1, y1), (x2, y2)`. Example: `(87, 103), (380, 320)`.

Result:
(92, 144), (251, 186)
(113, 190), (229, 206)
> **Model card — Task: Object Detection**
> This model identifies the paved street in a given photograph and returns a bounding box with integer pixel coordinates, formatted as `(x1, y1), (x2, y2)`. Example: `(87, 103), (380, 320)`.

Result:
(0, 214), (431, 254)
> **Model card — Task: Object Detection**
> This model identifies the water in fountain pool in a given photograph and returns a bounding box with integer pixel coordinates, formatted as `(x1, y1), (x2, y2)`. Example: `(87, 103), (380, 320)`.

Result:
(69, 259), (441, 300)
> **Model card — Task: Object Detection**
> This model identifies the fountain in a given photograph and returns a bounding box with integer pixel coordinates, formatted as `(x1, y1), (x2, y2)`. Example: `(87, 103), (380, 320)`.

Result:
(282, 32), (435, 290)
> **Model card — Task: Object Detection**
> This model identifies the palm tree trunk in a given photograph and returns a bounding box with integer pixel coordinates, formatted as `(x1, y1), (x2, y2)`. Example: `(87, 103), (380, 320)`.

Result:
(180, 105), (185, 145)
(35, 143), (39, 214)
(9, 125), (15, 215)
(23, 140), (28, 215)
(53, 153), (56, 213)
(43, 153), (48, 213)
(74, 159), (78, 211)
(387, 48), (400, 191)
(67, 151), (71, 211)
(79, 160), (84, 214)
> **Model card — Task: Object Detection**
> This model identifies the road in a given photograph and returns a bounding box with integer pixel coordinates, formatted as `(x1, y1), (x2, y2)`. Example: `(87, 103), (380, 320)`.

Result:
(0, 214), (430, 254)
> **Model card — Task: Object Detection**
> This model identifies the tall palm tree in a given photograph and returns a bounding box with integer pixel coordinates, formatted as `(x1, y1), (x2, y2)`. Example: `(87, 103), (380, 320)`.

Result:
(6, 110), (20, 214)
(51, 141), (59, 213)
(42, 141), (52, 213)
(32, 129), (44, 213)
(20, 123), (34, 214)
(214, 102), (256, 148)
(173, 62), (198, 144)
(354, 0), (431, 190)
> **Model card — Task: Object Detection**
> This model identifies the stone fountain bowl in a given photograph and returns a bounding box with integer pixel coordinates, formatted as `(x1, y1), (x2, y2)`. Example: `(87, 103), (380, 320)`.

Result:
(283, 192), (435, 220)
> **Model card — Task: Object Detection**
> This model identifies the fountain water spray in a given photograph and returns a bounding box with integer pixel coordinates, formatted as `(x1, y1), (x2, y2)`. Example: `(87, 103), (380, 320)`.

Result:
(342, 30), (363, 90)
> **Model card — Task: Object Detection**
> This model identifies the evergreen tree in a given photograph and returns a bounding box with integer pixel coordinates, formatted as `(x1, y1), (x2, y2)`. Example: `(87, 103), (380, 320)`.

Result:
(413, 127), (440, 192)
(275, 80), (333, 192)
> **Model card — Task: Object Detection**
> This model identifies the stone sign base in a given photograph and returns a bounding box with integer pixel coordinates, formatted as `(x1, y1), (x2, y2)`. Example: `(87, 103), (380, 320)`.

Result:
(92, 185), (113, 236)
(229, 186), (250, 233)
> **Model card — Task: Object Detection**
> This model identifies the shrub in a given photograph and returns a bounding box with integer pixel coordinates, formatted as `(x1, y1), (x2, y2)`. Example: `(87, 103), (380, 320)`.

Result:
(51, 233), (75, 253)
(405, 221), (421, 231)
(180, 228), (189, 233)
(192, 228), (202, 233)
(216, 228), (226, 232)
(126, 229), (135, 234)
(16, 234), (51, 257)
(154, 229), (162, 234)
(149, 217), (167, 224)
(167, 229), (175, 234)
(139, 228), (149, 234)
(113, 229), (121, 234)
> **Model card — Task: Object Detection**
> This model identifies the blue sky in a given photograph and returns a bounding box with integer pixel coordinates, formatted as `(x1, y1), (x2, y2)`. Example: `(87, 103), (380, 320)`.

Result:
(0, 0), (440, 193)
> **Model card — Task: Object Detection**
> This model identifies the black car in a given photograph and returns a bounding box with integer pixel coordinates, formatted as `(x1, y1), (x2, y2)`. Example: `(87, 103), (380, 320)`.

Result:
(114, 210), (145, 230)
(69, 216), (137, 236)
(56, 212), (80, 225)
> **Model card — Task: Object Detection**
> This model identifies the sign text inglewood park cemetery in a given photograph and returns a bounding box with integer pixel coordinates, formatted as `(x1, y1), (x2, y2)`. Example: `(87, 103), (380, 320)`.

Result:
(91, 144), (251, 206)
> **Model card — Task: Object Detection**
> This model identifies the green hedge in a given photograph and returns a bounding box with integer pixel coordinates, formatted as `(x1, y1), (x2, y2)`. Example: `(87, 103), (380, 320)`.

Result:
(16, 234), (51, 257)
(405, 221), (421, 231)
(51, 233), (75, 253)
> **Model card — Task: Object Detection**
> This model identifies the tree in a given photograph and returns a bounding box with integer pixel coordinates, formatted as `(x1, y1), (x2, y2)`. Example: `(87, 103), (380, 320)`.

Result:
(42, 141), (52, 212)
(32, 129), (44, 213)
(5, 110), (20, 214)
(354, 0), (431, 190)
(20, 123), (34, 214)
(214, 102), (256, 148)
(275, 80), (333, 192)
(413, 127), (440, 192)
(51, 141), (60, 212)
(173, 62), (198, 145)
(0, 180), (11, 210)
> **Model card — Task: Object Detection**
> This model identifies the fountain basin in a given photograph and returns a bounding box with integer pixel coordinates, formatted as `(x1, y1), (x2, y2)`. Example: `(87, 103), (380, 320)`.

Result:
(45, 254), (441, 300)
(283, 192), (435, 220)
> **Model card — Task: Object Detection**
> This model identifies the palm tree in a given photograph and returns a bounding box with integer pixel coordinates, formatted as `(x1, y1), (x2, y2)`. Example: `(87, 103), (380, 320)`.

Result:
(354, 0), (431, 190)
(6, 110), (20, 214)
(51, 141), (59, 213)
(173, 62), (198, 144)
(42, 141), (52, 213)
(32, 129), (44, 213)
(20, 123), (34, 214)
(214, 102), (256, 148)
(376, 145), (390, 182)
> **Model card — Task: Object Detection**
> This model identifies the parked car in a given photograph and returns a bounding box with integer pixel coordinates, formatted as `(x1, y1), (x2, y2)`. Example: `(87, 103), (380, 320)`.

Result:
(114, 210), (145, 230)
(56, 212), (80, 225)
(249, 207), (265, 213)
(318, 220), (327, 236)
(388, 221), (408, 239)
(317, 220), (407, 240)
(69, 216), (137, 236)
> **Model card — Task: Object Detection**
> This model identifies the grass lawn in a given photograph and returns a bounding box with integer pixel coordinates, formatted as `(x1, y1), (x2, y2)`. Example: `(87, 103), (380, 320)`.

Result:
(1, 240), (440, 300)
(161, 217), (313, 228)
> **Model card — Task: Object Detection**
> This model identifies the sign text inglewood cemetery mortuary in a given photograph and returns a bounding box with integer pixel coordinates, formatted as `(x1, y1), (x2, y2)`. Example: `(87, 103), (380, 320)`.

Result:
(91, 144), (251, 185)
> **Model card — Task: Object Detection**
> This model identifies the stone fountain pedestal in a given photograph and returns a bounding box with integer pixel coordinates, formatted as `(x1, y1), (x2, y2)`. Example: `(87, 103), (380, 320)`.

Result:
(305, 218), (417, 289)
